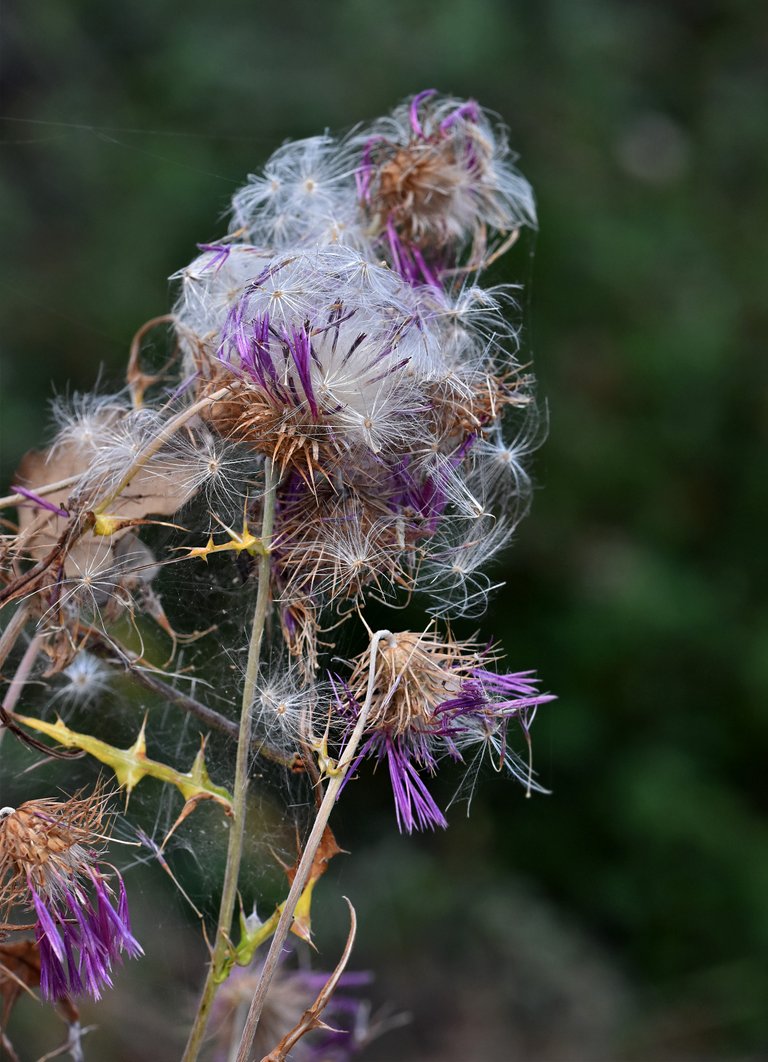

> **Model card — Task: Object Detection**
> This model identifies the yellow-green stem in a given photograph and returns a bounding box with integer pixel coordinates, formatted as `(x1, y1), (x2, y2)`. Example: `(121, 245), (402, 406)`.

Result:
(182, 460), (277, 1062)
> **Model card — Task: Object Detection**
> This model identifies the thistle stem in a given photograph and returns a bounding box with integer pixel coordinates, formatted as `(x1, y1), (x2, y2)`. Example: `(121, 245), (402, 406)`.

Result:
(0, 604), (30, 672)
(182, 460), (277, 1062)
(234, 629), (392, 1062)
(0, 630), (44, 750)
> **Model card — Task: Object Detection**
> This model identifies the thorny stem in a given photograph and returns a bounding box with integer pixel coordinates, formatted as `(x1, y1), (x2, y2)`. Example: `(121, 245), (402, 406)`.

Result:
(93, 385), (231, 515)
(260, 898), (357, 1062)
(182, 459), (277, 1062)
(234, 629), (393, 1062)
(110, 650), (297, 766)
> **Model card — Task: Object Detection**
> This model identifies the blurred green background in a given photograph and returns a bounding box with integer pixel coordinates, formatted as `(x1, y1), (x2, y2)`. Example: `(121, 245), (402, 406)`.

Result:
(2, 1), (767, 1059)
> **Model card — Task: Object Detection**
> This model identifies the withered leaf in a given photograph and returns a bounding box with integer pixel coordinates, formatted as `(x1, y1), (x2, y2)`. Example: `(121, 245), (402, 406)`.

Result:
(275, 825), (345, 944)
(15, 440), (194, 578)
(285, 825), (344, 890)
(0, 938), (40, 1026)
(0, 937), (80, 1026)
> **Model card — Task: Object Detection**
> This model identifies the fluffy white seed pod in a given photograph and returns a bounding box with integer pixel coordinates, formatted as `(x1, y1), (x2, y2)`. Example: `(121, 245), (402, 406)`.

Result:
(172, 243), (274, 370)
(145, 430), (262, 518)
(49, 393), (131, 461)
(53, 652), (111, 707)
(440, 282), (522, 361)
(229, 135), (362, 251)
(466, 415), (544, 520)
(277, 513), (407, 609)
(417, 514), (513, 617)
(251, 662), (325, 752)
(211, 247), (448, 461)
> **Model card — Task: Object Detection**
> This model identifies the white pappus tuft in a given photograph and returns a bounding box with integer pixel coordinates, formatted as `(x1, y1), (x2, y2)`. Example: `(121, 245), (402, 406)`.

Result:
(229, 134), (363, 252)
(52, 652), (111, 708)
(417, 513), (514, 617)
(251, 662), (326, 753)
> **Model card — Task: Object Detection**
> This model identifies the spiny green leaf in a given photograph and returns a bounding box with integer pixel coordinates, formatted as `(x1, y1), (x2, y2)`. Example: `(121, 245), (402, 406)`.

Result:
(15, 713), (232, 809)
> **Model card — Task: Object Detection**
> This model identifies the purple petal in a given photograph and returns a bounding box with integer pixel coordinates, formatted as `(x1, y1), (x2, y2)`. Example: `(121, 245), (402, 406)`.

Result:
(31, 889), (65, 963)
(285, 325), (318, 416)
(92, 874), (143, 959)
(12, 485), (68, 518)
(470, 668), (556, 717)
(196, 242), (232, 272)
(37, 930), (69, 1001)
(409, 89), (438, 137)
(439, 99), (480, 133)
(383, 737), (447, 833)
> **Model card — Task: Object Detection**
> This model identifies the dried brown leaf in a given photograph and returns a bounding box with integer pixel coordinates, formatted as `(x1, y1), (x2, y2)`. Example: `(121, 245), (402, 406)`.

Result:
(0, 938), (41, 1025)
(285, 825), (344, 891)
(15, 443), (193, 577)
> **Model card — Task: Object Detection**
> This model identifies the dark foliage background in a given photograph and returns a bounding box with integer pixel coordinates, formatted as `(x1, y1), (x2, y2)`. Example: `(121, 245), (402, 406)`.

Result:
(1, 2), (766, 1059)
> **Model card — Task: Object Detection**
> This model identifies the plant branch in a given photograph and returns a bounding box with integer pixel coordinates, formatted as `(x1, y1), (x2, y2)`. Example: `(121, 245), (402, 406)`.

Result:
(107, 650), (298, 767)
(260, 897), (357, 1062)
(0, 604), (30, 673)
(234, 629), (392, 1062)
(0, 631), (44, 751)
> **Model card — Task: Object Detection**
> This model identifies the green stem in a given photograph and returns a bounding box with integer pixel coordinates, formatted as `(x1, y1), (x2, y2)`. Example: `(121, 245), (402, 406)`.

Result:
(182, 460), (277, 1062)
(234, 629), (392, 1062)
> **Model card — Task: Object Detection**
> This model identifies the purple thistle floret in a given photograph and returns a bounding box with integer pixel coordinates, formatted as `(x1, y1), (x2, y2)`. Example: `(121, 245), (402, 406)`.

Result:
(219, 308), (321, 414)
(334, 644), (554, 834)
(441, 669), (556, 724)
(409, 88), (439, 137)
(196, 242), (233, 272)
(384, 219), (446, 289)
(0, 792), (143, 1004)
(379, 734), (448, 833)
(349, 89), (535, 290)
(11, 484), (69, 518)
(32, 871), (142, 1001)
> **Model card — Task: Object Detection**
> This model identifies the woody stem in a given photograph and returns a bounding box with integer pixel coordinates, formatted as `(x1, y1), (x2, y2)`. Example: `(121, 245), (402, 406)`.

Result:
(234, 628), (391, 1062)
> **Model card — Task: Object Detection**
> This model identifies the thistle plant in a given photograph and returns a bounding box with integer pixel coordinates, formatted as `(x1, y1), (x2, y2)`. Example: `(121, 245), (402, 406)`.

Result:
(0, 91), (552, 1060)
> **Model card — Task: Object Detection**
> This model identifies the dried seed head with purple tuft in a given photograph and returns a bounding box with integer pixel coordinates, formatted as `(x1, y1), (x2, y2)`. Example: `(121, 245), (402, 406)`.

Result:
(0, 785), (141, 1000)
(355, 89), (537, 286)
(332, 630), (555, 833)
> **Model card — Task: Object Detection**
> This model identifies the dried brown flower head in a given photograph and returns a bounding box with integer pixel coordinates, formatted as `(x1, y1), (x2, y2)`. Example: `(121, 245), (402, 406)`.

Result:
(0, 786), (110, 917)
(349, 630), (483, 736)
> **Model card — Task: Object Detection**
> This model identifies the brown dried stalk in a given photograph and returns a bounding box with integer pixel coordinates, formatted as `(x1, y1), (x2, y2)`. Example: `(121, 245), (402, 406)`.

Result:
(259, 898), (357, 1062)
